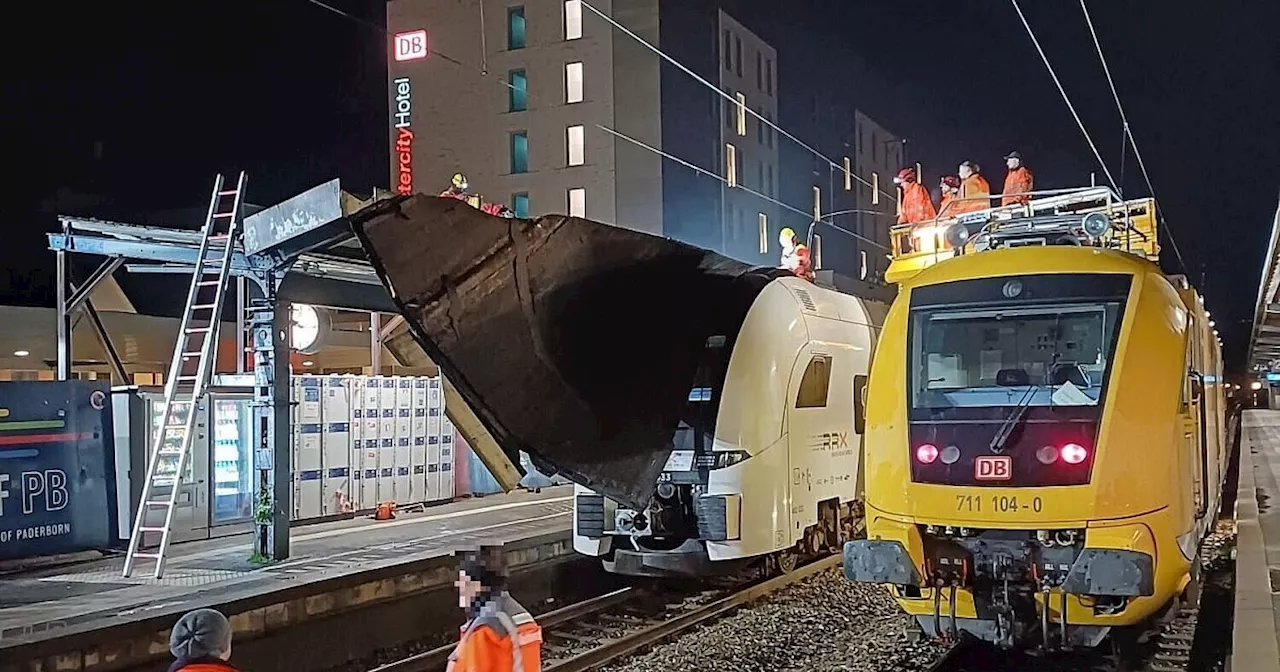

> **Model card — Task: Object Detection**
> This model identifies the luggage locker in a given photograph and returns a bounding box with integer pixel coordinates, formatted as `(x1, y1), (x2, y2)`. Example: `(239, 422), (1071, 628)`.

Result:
(441, 416), (456, 499)
(377, 377), (397, 503)
(359, 376), (382, 509)
(426, 378), (444, 501)
(411, 378), (429, 503)
(322, 376), (353, 515)
(294, 377), (324, 520)
(394, 377), (413, 503)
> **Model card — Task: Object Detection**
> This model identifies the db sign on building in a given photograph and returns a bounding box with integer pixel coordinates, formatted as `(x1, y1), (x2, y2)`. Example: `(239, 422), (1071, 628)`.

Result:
(394, 30), (428, 62)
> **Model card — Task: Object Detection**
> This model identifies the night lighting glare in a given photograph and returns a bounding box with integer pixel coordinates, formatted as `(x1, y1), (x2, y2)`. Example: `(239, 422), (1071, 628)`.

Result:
(12, 350), (29, 357)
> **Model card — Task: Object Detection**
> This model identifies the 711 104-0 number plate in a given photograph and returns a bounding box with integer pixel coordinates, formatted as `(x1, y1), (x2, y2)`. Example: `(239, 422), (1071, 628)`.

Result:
(956, 493), (1044, 513)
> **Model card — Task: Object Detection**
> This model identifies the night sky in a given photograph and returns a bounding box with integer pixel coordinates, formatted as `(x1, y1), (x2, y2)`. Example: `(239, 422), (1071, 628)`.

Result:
(8, 0), (1278, 369)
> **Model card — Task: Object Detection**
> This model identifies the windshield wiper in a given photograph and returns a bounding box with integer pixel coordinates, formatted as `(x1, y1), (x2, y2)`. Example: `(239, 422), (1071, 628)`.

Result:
(988, 384), (1037, 453)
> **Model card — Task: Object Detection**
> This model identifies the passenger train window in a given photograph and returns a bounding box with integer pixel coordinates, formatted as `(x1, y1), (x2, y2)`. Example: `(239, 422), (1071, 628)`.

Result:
(796, 355), (832, 408)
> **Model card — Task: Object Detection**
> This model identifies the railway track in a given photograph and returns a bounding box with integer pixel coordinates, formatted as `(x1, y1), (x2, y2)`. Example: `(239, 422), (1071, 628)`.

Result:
(370, 554), (841, 672)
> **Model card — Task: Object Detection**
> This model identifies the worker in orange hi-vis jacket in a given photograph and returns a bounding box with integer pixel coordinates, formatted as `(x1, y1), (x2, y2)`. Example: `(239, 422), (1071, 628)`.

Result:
(894, 167), (937, 225)
(938, 175), (962, 218)
(447, 546), (542, 672)
(952, 161), (991, 215)
(1000, 151), (1034, 206)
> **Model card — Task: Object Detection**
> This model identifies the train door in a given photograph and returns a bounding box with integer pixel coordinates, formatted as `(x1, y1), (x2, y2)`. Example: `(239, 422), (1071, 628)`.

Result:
(787, 351), (831, 546)
(1183, 319), (1208, 519)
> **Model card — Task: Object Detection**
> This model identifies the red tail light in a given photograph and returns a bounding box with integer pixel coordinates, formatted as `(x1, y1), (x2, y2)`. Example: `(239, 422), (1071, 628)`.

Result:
(1060, 443), (1088, 464)
(915, 443), (939, 464)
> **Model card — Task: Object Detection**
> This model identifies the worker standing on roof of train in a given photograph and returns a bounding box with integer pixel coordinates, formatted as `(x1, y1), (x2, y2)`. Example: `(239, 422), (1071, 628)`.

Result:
(939, 175), (962, 218)
(1001, 151), (1034, 206)
(778, 227), (815, 282)
(894, 167), (937, 225)
(447, 545), (542, 672)
(952, 161), (991, 215)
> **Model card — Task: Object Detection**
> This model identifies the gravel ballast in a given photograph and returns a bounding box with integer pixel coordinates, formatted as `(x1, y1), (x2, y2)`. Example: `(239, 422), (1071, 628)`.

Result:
(600, 567), (949, 672)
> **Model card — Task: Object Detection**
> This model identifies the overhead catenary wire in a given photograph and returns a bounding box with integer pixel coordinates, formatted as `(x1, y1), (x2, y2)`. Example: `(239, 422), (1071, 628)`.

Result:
(595, 125), (889, 249)
(1009, 0), (1119, 195)
(301, 0), (893, 250)
(1078, 0), (1189, 275)
(578, 0), (901, 205)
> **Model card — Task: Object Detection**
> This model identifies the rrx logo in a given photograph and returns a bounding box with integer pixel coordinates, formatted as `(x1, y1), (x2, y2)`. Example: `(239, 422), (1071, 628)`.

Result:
(0, 470), (69, 517)
(817, 432), (849, 451)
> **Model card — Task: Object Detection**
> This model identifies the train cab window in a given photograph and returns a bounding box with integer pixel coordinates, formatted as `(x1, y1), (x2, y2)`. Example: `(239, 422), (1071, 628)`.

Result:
(910, 303), (1122, 409)
(796, 355), (832, 408)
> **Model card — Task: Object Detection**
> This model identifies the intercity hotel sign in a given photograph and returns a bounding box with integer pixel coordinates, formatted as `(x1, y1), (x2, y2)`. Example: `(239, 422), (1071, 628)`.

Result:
(391, 30), (426, 195)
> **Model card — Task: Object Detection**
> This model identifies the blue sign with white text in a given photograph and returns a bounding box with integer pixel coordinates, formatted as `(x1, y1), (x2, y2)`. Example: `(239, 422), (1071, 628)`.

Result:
(0, 381), (117, 560)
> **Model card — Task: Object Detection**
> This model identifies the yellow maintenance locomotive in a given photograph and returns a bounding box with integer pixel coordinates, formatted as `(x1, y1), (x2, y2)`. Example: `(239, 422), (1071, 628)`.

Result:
(843, 187), (1227, 649)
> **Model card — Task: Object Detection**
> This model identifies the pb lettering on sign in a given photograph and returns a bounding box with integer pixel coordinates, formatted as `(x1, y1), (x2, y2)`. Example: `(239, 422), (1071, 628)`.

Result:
(394, 30), (428, 62)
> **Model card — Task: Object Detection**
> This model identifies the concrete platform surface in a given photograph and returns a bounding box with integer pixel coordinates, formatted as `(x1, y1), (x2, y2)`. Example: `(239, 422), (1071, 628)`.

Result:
(0, 486), (572, 649)
(1232, 411), (1280, 672)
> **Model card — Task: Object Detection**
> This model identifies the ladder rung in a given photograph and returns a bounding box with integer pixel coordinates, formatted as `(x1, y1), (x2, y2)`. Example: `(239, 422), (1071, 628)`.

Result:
(185, 327), (211, 333)
(218, 190), (239, 196)
(192, 304), (217, 310)
(138, 527), (167, 533)
(212, 212), (236, 218)
(181, 351), (203, 357)
(131, 552), (162, 559)
(176, 375), (197, 381)
(197, 280), (220, 286)
(144, 500), (173, 507)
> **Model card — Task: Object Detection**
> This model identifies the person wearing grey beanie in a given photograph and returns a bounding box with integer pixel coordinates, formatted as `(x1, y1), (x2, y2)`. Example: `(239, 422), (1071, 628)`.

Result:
(168, 608), (239, 672)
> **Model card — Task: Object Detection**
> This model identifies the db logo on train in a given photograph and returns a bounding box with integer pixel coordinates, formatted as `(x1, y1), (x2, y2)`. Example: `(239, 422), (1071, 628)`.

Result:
(975, 455), (1012, 481)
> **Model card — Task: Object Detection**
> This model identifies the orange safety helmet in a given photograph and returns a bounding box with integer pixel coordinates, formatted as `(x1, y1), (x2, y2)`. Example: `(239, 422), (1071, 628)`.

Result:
(941, 175), (961, 189)
(894, 167), (917, 184)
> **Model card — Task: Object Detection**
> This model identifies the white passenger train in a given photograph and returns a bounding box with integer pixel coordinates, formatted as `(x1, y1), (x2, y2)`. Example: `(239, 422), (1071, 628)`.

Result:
(573, 277), (884, 577)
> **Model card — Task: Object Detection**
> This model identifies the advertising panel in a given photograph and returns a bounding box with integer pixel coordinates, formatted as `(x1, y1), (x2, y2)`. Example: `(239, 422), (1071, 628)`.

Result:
(0, 381), (117, 560)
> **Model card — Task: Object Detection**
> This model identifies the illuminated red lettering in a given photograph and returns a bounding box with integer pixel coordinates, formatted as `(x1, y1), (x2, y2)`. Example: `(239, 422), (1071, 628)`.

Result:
(396, 128), (414, 195)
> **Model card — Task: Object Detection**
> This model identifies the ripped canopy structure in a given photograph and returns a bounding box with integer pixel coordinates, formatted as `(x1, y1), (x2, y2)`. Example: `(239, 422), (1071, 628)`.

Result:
(354, 196), (784, 508)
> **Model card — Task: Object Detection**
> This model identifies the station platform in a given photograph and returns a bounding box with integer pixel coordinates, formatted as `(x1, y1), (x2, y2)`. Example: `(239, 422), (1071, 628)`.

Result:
(1, 486), (574, 672)
(1232, 411), (1280, 672)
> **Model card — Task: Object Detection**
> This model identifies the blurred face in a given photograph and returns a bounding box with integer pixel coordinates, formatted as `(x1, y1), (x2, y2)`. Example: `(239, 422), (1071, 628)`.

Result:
(780, 233), (793, 250)
(958, 164), (972, 179)
(1006, 157), (1020, 170)
(456, 570), (483, 609)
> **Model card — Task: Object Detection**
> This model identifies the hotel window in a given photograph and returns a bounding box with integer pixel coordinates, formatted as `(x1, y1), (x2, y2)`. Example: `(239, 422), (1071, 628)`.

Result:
(812, 186), (822, 220)
(756, 113), (764, 144)
(813, 234), (823, 270)
(766, 165), (774, 196)
(565, 0), (582, 40)
(567, 125), (585, 166)
(859, 250), (869, 280)
(508, 6), (526, 50)
(735, 36), (742, 77)
(758, 213), (768, 254)
(568, 188), (585, 217)
(757, 161), (764, 190)
(766, 59), (773, 95)
(735, 92), (746, 136)
(565, 62), (584, 103)
(512, 192), (530, 218)
(756, 51), (763, 90)
(723, 30), (732, 71)
(510, 131), (529, 173)
(843, 157), (852, 191)
(508, 70), (528, 112)
(725, 143), (738, 187)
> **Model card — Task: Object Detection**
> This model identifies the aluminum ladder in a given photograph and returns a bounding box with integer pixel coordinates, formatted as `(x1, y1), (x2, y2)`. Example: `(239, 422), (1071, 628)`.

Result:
(123, 172), (247, 579)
